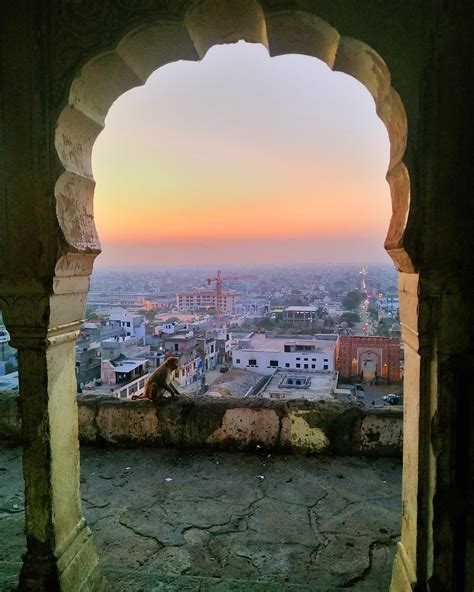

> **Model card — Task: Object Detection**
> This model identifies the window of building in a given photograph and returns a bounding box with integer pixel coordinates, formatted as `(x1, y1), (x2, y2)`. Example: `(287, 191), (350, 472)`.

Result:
(236, 358), (240, 364)
(311, 364), (315, 369)
(304, 364), (308, 369)
(304, 358), (308, 361)
(269, 360), (278, 367)
(248, 359), (257, 366)
(323, 364), (328, 370)
(296, 363), (301, 368)
(285, 363), (290, 368)
(312, 358), (316, 362)
(296, 357), (300, 360)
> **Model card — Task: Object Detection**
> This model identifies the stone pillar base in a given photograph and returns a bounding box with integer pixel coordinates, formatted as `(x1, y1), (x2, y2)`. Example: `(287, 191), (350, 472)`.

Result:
(390, 542), (416, 591)
(19, 520), (107, 591)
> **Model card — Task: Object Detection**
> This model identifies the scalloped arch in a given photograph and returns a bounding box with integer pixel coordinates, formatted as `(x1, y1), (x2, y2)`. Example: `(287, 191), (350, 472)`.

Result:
(54, 0), (414, 274)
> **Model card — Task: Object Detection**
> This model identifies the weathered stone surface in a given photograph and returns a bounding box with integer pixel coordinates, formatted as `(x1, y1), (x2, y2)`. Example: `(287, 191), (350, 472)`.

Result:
(0, 443), (401, 591)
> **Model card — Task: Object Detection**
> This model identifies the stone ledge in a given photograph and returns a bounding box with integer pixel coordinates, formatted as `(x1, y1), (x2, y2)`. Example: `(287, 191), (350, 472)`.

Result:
(0, 391), (402, 456)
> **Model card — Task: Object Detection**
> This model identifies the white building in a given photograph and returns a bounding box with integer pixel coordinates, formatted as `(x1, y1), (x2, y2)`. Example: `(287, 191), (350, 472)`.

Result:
(107, 309), (145, 340)
(232, 333), (337, 375)
(376, 296), (399, 314)
(234, 298), (270, 319)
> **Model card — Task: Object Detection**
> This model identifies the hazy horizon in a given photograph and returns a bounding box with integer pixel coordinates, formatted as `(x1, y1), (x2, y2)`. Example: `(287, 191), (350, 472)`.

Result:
(92, 41), (392, 269)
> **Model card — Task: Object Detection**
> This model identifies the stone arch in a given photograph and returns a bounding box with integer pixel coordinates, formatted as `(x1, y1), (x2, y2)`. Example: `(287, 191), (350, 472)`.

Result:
(47, 1), (418, 589)
(54, 0), (414, 276)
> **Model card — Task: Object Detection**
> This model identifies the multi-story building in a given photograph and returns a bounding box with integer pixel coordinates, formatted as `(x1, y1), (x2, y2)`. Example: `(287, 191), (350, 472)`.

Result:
(163, 331), (202, 386)
(215, 329), (232, 365)
(0, 325), (17, 376)
(232, 333), (337, 375)
(75, 339), (101, 391)
(196, 335), (217, 371)
(99, 358), (149, 399)
(107, 310), (146, 340)
(101, 335), (149, 361)
(283, 306), (318, 326)
(336, 335), (401, 383)
(234, 298), (270, 319)
(176, 290), (238, 313)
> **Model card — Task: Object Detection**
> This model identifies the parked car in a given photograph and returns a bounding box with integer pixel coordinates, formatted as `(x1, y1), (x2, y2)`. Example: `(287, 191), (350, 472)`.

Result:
(219, 366), (229, 373)
(383, 393), (401, 405)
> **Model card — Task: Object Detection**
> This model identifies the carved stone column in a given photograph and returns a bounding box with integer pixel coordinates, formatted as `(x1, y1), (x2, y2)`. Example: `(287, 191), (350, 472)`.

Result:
(1, 282), (104, 591)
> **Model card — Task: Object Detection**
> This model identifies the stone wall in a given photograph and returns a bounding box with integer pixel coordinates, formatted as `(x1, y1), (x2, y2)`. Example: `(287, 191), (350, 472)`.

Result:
(0, 392), (402, 457)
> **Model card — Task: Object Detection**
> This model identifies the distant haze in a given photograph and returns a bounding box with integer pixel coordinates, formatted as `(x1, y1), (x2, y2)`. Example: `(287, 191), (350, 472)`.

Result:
(92, 42), (392, 269)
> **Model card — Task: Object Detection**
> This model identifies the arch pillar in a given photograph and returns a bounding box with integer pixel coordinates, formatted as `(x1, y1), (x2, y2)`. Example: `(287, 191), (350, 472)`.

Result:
(0, 4), (103, 589)
(0, 279), (104, 591)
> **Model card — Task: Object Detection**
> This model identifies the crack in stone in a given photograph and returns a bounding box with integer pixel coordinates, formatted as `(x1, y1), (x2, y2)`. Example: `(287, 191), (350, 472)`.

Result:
(308, 491), (329, 535)
(88, 513), (116, 527)
(341, 539), (393, 588)
(81, 496), (110, 509)
(118, 514), (165, 549)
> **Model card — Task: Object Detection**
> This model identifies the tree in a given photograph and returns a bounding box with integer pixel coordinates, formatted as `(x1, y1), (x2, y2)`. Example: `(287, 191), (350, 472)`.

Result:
(342, 290), (363, 311)
(339, 312), (360, 327)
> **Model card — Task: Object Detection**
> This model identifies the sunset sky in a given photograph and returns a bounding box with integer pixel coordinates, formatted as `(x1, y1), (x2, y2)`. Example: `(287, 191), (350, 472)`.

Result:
(92, 41), (391, 268)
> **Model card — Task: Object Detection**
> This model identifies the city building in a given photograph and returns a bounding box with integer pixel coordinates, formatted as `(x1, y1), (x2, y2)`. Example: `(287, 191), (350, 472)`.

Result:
(0, 325), (17, 376)
(215, 329), (232, 365)
(232, 333), (337, 375)
(234, 298), (270, 319)
(196, 335), (217, 371)
(176, 289), (238, 313)
(100, 335), (149, 361)
(75, 339), (101, 391)
(283, 306), (318, 326)
(162, 331), (202, 386)
(336, 335), (401, 383)
(99, 358), (148, 399)
(257, 369), (338, 401)
(107, 310), (146, 340)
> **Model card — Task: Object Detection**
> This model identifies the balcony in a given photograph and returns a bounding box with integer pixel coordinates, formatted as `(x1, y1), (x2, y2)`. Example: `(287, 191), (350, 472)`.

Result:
(0, 440), (400, 591)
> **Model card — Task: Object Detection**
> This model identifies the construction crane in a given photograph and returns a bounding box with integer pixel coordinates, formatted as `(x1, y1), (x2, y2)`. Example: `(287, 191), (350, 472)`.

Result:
(207, 270), (255, 328)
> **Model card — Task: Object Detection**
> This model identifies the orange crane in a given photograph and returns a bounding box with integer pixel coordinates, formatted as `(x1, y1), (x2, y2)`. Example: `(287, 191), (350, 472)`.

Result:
(207, 270), (255, 327)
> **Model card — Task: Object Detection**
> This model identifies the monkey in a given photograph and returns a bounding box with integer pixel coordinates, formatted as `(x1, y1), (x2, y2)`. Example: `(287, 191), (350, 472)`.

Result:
(131, 357), (181, 402)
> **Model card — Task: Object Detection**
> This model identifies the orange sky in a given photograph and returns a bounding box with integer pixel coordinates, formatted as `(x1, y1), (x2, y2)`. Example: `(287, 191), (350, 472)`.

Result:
(92, 42), (391, 268)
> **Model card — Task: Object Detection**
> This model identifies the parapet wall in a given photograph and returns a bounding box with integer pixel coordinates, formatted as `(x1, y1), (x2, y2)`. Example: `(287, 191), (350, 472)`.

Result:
(0, 391), (402, 456)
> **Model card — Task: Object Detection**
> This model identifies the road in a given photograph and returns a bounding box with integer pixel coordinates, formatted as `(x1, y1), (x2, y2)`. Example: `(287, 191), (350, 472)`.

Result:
(359, 382), (403, 407)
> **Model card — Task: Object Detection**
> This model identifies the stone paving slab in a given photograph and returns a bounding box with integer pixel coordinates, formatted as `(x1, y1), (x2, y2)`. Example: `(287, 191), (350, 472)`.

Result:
(0, 444), (401, 591)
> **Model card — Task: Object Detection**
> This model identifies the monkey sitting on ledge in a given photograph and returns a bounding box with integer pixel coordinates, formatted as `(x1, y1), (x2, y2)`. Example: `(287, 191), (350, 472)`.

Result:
(131, 356), (181, 402)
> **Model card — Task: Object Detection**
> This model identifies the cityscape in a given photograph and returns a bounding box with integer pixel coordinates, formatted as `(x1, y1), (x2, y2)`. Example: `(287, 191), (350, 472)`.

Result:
(1, 263), (402, 406)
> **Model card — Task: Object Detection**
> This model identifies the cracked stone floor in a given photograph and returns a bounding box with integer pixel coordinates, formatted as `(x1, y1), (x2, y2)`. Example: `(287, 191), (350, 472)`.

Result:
(0, 443), (401, 591)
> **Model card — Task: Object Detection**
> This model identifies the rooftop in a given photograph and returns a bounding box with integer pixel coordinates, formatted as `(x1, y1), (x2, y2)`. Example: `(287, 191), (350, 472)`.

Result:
(259, 370), (338, 401)
(0, 443), (401, 591)
(109, 358), (148, 373)
(240, 333), (336, 354)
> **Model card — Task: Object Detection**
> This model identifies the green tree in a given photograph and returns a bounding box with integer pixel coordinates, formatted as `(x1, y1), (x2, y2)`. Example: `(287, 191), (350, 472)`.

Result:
(342, 290), (363, 311)
(340, 312), (360, 327)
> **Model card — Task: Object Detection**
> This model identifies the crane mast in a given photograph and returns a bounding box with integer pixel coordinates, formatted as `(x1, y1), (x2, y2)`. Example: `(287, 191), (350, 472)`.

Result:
(207, 270), (255, 328)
